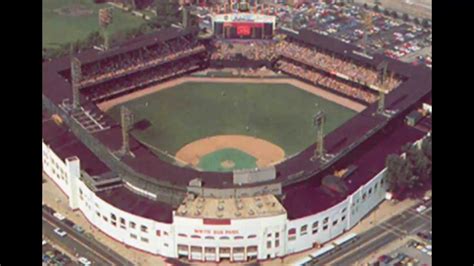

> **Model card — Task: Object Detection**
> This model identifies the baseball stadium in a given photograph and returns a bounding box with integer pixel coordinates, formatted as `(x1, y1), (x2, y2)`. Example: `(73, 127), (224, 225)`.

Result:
(42, 9), (431, 263)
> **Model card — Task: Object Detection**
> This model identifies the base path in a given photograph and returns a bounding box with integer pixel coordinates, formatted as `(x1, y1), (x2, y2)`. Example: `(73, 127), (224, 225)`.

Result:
(175, 135), (286, 168)
(97, 76), (366, 113)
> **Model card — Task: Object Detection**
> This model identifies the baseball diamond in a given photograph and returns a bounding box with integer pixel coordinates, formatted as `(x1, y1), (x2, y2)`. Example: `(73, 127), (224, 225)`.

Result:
(105, 81), (357, 170)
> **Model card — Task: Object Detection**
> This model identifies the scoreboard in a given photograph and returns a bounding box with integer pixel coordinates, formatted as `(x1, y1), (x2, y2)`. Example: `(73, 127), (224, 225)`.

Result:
(212, 14), (275, 40)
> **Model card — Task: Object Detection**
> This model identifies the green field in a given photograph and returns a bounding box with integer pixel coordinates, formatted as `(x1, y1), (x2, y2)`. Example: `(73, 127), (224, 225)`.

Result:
(108, 82), (357, 159)
(197, 148), (258, 172)
(43, 0), (145, 49)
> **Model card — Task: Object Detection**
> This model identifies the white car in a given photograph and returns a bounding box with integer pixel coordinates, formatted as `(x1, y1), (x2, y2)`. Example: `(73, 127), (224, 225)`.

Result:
(416, 205), (427, 213)
(53, 227), (67, 237)
(53, 212), (66, 221)
(78, 257), (92, 266)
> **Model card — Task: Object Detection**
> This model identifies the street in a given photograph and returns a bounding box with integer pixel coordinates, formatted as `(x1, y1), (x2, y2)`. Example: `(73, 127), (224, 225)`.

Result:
(43, 210), (134, 266)
(313, 200), (432, 265)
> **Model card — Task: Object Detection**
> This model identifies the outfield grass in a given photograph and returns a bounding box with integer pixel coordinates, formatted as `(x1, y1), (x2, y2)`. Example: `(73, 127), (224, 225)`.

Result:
(43, 0), (145, 49)
(107, 82), (357, 157)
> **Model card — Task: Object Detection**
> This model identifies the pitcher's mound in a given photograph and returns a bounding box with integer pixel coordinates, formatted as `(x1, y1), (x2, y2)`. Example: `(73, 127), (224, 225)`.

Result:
(221, 160), (236, 169)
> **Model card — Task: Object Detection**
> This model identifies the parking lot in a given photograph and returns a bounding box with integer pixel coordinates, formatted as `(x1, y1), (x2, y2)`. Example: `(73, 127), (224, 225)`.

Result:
(372, 231), (432, 266)
(42, 239), (75, 266)
(275, 2), (431, 67)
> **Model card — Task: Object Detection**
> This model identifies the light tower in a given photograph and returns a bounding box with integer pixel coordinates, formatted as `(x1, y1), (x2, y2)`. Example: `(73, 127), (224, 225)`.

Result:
(311, 111), (325, 161)
(118, 106), (134, 157)
(70, 55), (82, 110)
(99, 8), (113, 50)
(376, 61), (388, 114)
(362, 10), (373, 55)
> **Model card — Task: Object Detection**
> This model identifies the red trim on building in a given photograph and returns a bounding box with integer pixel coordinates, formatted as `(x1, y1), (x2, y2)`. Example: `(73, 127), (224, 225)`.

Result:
(203, 218), (231, 225)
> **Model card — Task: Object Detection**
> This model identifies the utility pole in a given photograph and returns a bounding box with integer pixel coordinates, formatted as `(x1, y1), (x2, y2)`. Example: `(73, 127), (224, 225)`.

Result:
(311, 111), (325, 161)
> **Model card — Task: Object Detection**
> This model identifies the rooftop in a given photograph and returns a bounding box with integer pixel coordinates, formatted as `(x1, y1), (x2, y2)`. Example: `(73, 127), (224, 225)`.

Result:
(175, 194), (286, 219)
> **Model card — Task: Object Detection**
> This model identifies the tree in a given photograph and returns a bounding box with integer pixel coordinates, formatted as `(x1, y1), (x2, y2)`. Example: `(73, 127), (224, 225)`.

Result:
(153, 0), (181, 28)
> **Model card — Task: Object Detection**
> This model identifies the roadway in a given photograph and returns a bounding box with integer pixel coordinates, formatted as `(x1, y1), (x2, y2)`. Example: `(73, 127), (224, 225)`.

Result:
(43, 210), (134, 266)
(312, 200), (432, 265)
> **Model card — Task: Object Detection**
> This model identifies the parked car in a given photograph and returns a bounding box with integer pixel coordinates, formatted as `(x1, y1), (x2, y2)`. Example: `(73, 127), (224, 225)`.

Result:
(63, 218), (75, 227)
(53, 227), (67, 237)
(73, 224), (85, 234)
(53, 212), (66, 221)
(416, 205), (427, 213)
(78, 256), (92, 266)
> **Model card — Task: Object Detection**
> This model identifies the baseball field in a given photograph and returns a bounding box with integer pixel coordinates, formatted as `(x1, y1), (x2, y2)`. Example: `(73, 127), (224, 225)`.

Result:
(105, 79), (358, 172)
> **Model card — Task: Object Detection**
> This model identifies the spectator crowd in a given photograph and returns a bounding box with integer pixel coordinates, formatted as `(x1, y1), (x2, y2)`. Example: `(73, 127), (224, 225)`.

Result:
(84, 57), (203, 103)
(211, 40), (278, 61)
(79, 35), (206, 88)
(275, 59), (378, 103)
(276, 39), (402, 91)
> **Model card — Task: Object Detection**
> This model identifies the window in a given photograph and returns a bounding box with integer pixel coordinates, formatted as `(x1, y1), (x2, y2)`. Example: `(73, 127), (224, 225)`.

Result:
(300, 225), (308, 236)
(342, 207), (347, 213)
(141, 237), (149, 243)
(103, 216), (108, 222)
(381, 178), (384, 185)
(234, 236), (244, 240)
(233, 247), (244, 253)
(333, 219), (338, 226)
(219, 247), (230, 254)
(247, 246), (258, 253)
(275, 232), (279, 238)
(129, 221), (136, 229)
(267, 233), (272, 238)
(178, 233), (187, 238)
(374, 183), (378, 191)
(205, 247), (216, 253)
(267, 241), (272, 249)
(164, 231), (168, 236)
(96, 211), (101, 217)
(130, 234), (137, 239)
(323, 217), (329, 224)
(111, 221), (116, 226)
(178, 244), (188, 251)
(323, 225), (328, 231)
(191, 235), (201, 239)
(205, 236), (215, 240)
(288, 228), (296, 241)
(156, 230), (161, 237)
(191, 246), (201, 253)
(248, 234), (257, 239)
(362, 193), (367, 200)
(220, 236), (229, 240)
(120, 217), (125, 224)
(313, 221), (319, 228)
(111, 214), (116, 221)
(341, 215), (346, 221)
(369, 188), (373, 195)
(275, 240), (280, 248)
(141, 225), (148, 233)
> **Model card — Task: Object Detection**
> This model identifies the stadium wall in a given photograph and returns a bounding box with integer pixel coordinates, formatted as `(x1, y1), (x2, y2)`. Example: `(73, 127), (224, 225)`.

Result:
(43, 137), (391, 262)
